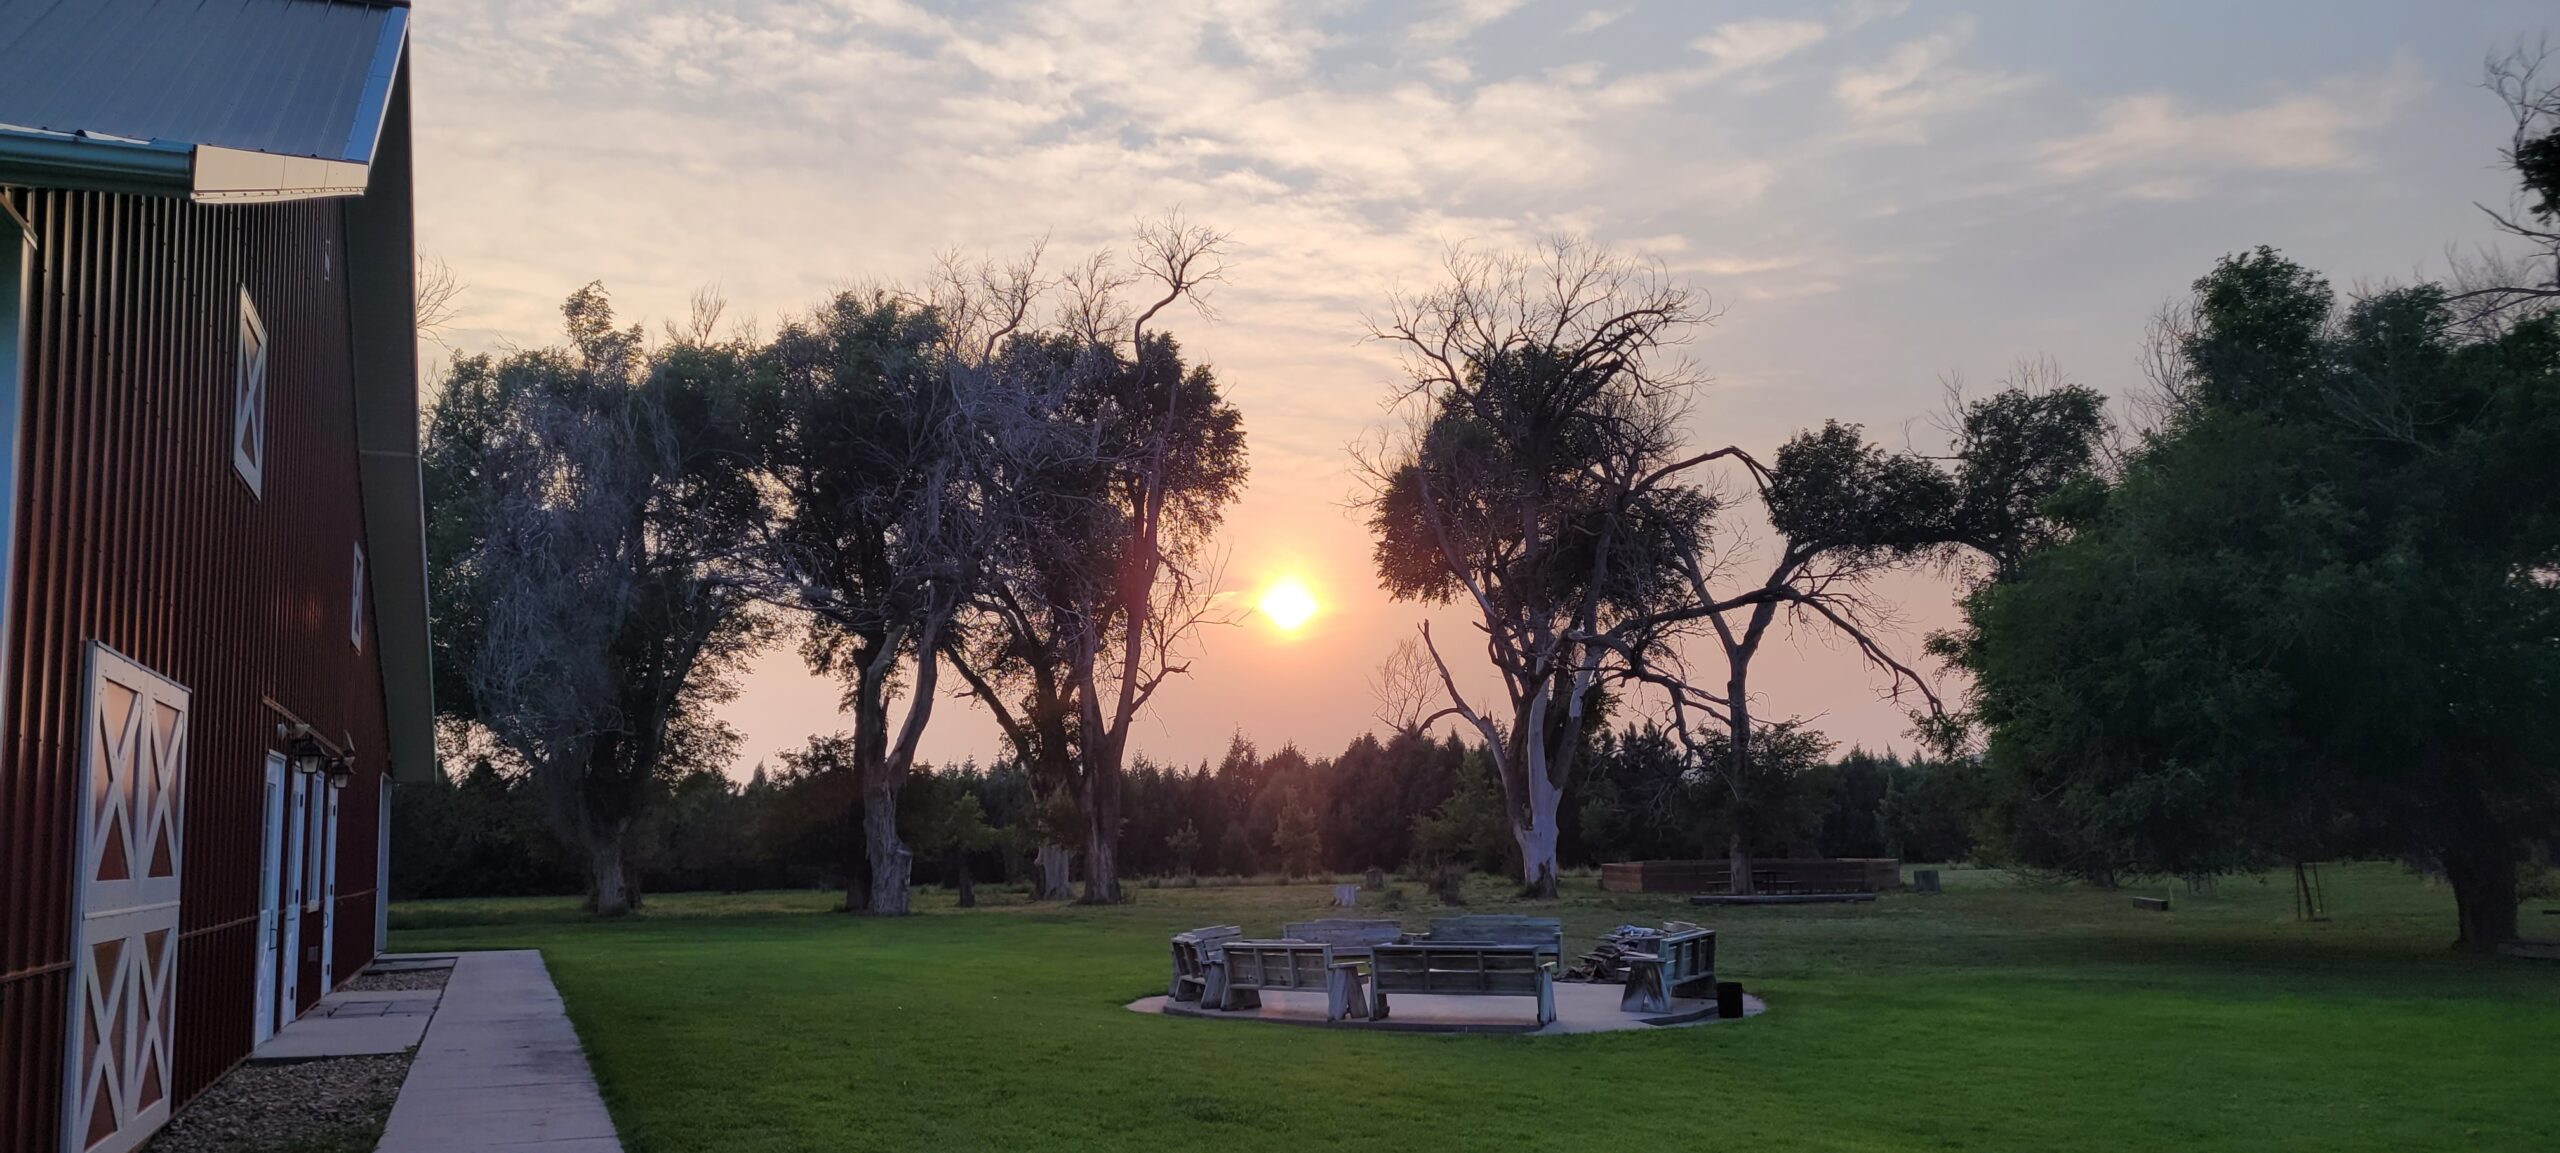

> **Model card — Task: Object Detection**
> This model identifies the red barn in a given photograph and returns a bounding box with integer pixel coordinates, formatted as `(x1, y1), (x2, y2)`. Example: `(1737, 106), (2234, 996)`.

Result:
(0, 3), (432, 1151)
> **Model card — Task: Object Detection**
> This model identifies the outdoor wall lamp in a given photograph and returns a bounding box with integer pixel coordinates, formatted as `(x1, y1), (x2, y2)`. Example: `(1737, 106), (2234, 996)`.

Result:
(277, 722), (354, 789)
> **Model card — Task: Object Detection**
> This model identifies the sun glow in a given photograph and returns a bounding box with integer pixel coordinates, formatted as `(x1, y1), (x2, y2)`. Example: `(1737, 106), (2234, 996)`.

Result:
(1257, 576), (1319, 632)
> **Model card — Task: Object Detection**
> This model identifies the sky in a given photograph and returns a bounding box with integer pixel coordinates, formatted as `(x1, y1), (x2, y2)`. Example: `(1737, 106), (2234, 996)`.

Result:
(411, 0), (2553, 778)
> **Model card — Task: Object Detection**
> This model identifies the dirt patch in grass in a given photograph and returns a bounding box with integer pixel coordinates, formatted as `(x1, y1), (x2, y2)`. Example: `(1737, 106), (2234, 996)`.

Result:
(143, 1053), (408, 1153)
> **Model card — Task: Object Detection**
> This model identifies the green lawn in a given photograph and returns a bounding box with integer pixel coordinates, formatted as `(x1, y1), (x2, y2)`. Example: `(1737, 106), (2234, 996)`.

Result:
(389, 864), (2559, 1152)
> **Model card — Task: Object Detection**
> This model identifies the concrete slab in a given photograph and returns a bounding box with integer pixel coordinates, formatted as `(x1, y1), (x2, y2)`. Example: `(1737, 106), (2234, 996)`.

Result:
(1132, 981), (1767, 1034)
(250, 977), (445, 1061)
(377, 950), (624, 1153)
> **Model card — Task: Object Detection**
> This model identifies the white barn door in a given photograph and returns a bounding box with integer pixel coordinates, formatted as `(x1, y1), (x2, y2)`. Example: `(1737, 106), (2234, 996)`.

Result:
(61, 645), (190, 1153)
(253, 754), (285, 1044)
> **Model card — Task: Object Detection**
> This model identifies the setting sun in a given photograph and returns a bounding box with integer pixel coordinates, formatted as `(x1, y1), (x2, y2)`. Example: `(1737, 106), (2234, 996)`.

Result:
(1257, 576), (1319, 632)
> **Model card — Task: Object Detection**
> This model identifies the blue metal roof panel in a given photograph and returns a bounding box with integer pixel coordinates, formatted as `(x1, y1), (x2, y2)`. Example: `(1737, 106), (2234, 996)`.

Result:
(0, 0), (408, 164)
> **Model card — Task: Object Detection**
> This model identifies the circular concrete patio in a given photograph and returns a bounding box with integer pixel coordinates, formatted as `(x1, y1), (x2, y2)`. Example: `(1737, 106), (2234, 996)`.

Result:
(1130, 982), (1766, 1034)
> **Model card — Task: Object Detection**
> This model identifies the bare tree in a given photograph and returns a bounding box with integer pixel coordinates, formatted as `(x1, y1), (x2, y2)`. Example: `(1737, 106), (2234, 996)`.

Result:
(1369, 635), (1442, 738)
(415, 254), (465, 346)
(2451, 40), (2560, 326)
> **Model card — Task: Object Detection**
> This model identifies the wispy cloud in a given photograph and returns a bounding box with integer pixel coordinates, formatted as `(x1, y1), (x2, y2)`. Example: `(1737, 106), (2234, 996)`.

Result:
(1833, 18), (2033, 140)
(1567, 6), (1631, 35)
(2038, 60), (2425, 199)
(1404, 0), (1527, 48)
(1693, 19), (1829, 72)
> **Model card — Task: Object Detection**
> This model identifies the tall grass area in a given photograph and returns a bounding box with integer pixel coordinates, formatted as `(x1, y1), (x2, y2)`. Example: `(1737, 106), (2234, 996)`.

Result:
(389, 863), (2557, 1152)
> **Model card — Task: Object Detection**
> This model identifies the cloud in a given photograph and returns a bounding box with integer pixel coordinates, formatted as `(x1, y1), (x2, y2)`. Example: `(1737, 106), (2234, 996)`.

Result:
(1404, 0), (1527, 48)
(2037, 60), (2425, 197)
(1567, 6), (1631, 35)
(1693, 19), (1828, 72)
(1832, 18), (2032, 139)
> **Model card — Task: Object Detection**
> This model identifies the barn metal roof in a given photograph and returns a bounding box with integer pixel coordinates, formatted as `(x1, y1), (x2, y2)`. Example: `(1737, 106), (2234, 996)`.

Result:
(0, 0), (409, 201)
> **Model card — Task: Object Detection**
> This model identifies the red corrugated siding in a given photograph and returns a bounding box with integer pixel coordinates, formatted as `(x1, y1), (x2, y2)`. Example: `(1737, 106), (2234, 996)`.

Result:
(0, 187), (392, 1153)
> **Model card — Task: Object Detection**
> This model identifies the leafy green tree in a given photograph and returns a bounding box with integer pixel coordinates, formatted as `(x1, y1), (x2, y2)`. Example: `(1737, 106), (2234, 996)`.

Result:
(1952, 245), (2560, 949)
(915, 779), (999, 908)
(1166, 821), (1202, 876)
(1271, 789), (1324, 878)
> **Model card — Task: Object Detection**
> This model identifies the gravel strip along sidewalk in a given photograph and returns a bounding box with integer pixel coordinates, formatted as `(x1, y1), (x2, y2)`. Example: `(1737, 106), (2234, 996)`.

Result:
(341, 966), (452, 993)
(141, 1052), (409, 1153)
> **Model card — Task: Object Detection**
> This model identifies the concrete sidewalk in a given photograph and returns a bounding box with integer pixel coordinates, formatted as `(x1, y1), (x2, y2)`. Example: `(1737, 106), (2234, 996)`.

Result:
(376, 950), (623, 1153)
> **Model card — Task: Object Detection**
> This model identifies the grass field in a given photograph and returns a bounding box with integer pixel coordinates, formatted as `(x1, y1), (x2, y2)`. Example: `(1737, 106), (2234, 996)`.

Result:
(387, 864), (2559, 1152)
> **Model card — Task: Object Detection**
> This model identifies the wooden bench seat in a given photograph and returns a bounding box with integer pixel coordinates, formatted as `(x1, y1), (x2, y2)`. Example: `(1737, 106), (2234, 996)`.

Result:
(1217, 940), (1371, 1020)
(1367, 942), (1557, 1025)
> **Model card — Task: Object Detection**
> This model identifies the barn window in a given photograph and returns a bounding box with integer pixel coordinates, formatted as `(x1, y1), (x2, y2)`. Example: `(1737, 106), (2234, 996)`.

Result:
(349, 543), (366, 650)
(234, 288), (268, 494)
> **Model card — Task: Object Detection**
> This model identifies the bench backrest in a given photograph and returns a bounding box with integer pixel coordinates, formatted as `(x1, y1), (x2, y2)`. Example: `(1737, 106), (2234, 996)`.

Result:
(1171, 925), (1242, 974)
(1370, 943), (1548, 997)
(1281, 918), (1405, 950)
(1219, 941), (1336, 992)
(1653, 926), (1715, 986)
(1424, 915), (1564, 957)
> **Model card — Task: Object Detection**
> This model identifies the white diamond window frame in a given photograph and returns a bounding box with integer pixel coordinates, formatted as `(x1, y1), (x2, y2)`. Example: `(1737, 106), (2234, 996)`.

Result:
(232, 288), (267, 497)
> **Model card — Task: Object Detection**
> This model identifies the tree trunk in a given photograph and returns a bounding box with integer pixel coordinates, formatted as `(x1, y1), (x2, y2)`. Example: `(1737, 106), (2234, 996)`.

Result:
(955, 862), (977, 909)
(1033, 843), (1075, 901)
(2443, 841), (2519, 953)
(587, 830), (634, 918)
(1080, 767), (1124, 905)
(1726, 662), (1757, 896)
(863, 776), (912, 916)
(1512, 817), (1560, 898)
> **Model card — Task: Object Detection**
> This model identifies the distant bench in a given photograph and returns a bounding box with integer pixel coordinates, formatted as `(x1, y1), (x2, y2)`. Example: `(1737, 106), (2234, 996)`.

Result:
(1281, 918), (1405, 959)
(1419, 915), (1564, 963)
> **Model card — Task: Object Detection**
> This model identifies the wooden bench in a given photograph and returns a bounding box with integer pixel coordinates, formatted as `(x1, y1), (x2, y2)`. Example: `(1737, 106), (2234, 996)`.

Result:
(1421, 915), (1565, 964)
(1217, 940), (1370, 1020)
(1168, 925), (1241, 1003)
(1619, 923), (1715, 1013)
(1368, 943), (1556, 1025)
(1281, 918), (1406, 960)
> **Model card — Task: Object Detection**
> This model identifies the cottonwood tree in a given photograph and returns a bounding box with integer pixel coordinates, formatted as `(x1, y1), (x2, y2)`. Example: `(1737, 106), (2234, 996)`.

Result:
(1365, 238), (1758, 897)
(742, 252), (1063, 914)
(1618, 422), (1957, 892)
(947, 216), (1247, 905)
(431, 285), (761, 916)
(1640, 384), (2106, 889)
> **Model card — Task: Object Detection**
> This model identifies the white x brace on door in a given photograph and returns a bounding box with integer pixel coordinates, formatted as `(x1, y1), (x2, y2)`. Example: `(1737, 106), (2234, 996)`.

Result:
(61, 644), (190, 1153)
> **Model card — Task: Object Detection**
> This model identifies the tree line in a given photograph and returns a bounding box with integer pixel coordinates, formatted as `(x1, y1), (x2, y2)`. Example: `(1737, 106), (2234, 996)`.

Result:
(419, 50), (2560, 948)
(390, 721), (1981, 901)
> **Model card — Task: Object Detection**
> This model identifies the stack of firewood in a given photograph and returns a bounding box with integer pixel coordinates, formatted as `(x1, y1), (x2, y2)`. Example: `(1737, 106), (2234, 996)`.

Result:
(1561, 925), (1666, 983)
